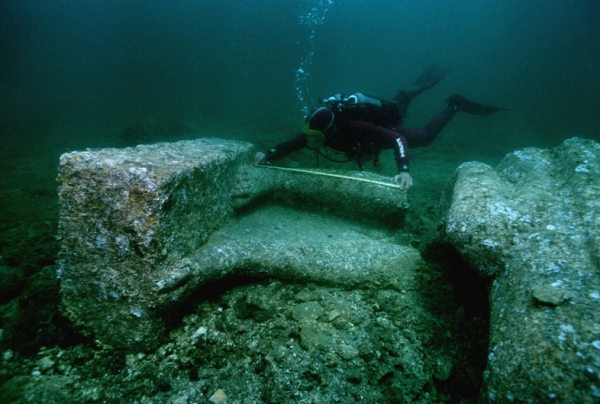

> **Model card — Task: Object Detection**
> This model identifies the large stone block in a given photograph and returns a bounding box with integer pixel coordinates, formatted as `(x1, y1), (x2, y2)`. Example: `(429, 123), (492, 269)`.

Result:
(57, 138), (409, 350)
(440, 138), (600, 402)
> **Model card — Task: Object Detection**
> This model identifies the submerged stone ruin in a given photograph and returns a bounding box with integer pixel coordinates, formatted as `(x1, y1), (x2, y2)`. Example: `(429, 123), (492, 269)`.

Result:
(57, 138), (409, 351)
(438, 137), (600, 402)
(56, 136), (600, 401)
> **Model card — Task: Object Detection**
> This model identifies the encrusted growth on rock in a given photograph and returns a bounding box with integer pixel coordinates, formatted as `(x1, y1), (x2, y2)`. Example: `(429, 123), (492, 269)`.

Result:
(440, 137), (600, 402)
(57, 138), (408, 350)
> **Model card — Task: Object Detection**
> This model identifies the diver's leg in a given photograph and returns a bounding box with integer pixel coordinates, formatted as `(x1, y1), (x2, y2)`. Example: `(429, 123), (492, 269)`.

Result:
(373, 149), (381, 167)
(401, 95), (506, 148)
(399, 106), (457, 148)
(394, 64), (448, 124)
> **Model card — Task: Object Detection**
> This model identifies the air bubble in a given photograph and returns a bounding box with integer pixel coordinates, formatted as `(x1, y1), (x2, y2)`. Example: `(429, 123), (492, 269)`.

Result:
(294, 0), (334, 115)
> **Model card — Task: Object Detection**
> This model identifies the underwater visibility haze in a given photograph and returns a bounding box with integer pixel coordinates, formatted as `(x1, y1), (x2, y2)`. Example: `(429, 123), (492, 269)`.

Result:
(0, 0), (599, 402)
(1, 0), (599, 150)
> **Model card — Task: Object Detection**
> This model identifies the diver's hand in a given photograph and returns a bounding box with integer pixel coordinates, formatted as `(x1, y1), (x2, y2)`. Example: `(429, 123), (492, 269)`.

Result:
(254, 152), (267, 165)
(394, 172), (413, 190)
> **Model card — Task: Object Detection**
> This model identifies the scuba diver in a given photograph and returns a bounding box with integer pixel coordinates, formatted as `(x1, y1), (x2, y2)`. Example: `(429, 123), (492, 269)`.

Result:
(254, 64), (506, 189)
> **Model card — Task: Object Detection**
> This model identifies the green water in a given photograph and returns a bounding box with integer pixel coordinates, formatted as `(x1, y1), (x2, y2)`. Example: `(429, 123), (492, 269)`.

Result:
(0, 0), (597, 401)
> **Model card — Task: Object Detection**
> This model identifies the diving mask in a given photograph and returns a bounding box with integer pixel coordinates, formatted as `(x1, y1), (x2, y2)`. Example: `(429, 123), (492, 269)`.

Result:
(303, 107), (335, 150)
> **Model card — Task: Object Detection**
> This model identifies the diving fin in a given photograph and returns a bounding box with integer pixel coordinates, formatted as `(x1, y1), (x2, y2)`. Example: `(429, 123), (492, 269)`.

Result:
(446, 94), (507, 116)
(395, 63), (448, 102)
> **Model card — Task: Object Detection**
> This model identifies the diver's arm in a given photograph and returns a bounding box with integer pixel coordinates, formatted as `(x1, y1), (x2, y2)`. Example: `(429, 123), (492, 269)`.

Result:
(390, 135), (413, 189)
(346, 121), (414, 189)
(255, 133), (307, 165)
(372, 126), (413, 189)
(390, 135), (410, 173)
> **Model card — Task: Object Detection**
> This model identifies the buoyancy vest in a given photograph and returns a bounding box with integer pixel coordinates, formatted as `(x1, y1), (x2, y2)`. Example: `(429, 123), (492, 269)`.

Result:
(319, 93), (400, 128)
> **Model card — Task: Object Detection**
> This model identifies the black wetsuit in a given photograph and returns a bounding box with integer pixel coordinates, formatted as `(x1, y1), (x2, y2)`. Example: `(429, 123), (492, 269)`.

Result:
(265, 105), (457, 173)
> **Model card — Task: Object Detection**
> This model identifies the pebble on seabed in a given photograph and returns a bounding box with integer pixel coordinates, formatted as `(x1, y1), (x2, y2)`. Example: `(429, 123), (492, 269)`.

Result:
(209, 388), (227, 403)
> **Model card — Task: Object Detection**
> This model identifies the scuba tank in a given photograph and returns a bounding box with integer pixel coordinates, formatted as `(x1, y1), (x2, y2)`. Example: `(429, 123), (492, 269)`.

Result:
(318, 92), (400, 127)
(314, 92), (396, 169)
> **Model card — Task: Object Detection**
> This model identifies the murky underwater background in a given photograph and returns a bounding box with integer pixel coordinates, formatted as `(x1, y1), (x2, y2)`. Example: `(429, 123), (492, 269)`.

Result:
(1, 0), (598, 225)
(0, 0), (598, 401)
(1, 0), (599, 257)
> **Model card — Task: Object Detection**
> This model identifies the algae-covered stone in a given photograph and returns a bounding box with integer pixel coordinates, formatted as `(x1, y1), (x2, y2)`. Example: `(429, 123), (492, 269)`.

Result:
(531, 284), (571, 306)
(298, 321), (335, 351)
(58, 138), (254, 350)
(439, 137), (600, 402)
(3, 257), (485, 403)
(57, 138), (409, 350)
(233, 166), (409, 223)
(292, 302), (325, 322)
(208, 388), (227, 403)
(336, 343), (359, 361)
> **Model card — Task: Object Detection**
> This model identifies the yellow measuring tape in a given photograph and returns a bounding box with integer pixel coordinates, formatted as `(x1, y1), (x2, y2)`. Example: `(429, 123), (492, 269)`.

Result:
(254, 164), (403, 189)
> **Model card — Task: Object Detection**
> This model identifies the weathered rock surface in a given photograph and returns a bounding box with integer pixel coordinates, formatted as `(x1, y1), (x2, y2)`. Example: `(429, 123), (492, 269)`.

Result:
(439, 137), (600, 402)
(233, 164), (408, 223)
(3, 271), (481, 403)
(57, 138), (408, 350)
